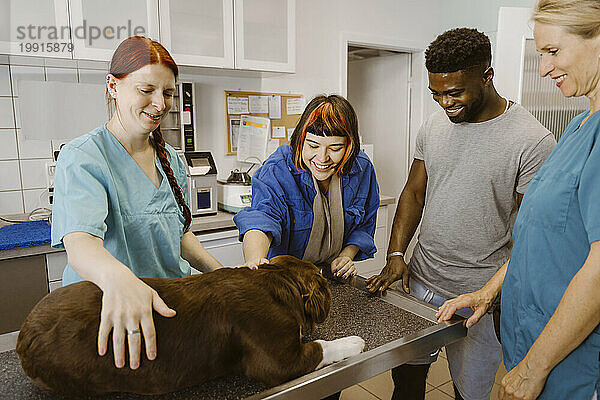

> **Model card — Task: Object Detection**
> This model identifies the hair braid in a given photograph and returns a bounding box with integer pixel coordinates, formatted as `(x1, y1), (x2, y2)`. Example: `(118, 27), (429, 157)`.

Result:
(151, 127), (192, 231)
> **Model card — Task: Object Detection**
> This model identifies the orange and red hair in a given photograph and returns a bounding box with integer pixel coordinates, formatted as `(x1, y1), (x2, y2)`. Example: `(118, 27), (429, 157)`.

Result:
(290, 95), (360, 175)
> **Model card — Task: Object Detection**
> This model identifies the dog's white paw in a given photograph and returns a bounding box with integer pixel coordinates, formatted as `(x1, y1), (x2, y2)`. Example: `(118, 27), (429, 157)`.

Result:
(315, 336), (366, 369)
(342, 335), (366, 355)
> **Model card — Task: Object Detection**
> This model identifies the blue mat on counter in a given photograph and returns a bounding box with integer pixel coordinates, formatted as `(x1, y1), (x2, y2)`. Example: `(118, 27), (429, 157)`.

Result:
(0, 220), (51, 250)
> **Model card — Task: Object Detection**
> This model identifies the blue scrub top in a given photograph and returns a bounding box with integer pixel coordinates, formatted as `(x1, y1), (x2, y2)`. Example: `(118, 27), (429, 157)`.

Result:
(501, 110), (600, 399)
(233, 145), (379, 261)
(51, 125), (191, 285)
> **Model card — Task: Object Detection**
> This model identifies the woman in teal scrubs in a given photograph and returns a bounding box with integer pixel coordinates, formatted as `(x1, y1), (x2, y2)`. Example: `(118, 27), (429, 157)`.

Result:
(51, 37), (222, 371)
(436, 1), (600, 399)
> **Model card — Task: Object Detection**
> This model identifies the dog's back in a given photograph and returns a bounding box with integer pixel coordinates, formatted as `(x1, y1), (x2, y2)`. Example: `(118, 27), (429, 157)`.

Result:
(17, 261), (329, 396)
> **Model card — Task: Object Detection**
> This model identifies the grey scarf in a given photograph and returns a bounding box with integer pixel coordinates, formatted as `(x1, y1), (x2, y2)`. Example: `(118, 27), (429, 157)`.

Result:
(302, 173), (344, 265)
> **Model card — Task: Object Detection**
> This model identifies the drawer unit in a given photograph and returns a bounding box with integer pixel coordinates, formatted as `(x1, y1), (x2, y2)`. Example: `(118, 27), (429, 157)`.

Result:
(46, 252), (67, 282)
(355, 225), (387, 278)
(0, 255), (48, 334)
(195, 229), (244, 271)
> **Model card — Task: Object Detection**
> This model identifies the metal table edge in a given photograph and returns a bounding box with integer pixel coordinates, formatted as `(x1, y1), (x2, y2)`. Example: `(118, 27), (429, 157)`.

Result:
(245, 277), (467, 399)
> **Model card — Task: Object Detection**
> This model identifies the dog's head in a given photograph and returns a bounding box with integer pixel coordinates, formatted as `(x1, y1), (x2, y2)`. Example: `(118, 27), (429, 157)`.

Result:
(268, 255), (331, 327)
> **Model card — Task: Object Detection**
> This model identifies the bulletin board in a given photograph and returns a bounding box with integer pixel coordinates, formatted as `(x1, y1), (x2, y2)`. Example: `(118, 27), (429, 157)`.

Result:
(224, 90), (304, 155)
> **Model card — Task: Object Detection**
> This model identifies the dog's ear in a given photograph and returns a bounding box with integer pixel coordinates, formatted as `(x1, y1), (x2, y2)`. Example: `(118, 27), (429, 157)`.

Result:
(302, 273), (331, 327)
(269, 255), (296, 267)
(276, 256), (332, 328)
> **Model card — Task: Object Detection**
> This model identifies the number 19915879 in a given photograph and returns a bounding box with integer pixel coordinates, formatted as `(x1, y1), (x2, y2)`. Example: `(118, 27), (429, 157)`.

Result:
(19, 42), (73, 53)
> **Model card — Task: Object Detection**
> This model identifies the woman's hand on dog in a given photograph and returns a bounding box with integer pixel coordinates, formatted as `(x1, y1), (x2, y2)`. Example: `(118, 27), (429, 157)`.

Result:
(331, 255), (356, 279)
(243, 258), (269, 270)
(97, 272), (176, 370)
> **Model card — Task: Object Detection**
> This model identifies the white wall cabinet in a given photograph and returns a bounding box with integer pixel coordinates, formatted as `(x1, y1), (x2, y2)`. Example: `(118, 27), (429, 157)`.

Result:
(234, 0), (295, 72)
(158, 0), (295, 72)
(158, 0), (234, 69)
(3, 0), (295, 72)
(0, 0), (71, 58)
(68, 0), (160, 61)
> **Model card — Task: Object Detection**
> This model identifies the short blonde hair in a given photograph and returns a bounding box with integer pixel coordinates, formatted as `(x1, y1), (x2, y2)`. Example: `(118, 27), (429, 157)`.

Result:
(533, 0), (600, 39)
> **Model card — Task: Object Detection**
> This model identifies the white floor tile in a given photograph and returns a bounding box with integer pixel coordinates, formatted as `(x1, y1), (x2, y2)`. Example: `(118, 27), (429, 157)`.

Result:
(358, 370), (393, 399)
(340, 385), (380, 400)
(437, 381), (456, 398)
(425, 388), (454, 400)
(427, 356), (452, 388)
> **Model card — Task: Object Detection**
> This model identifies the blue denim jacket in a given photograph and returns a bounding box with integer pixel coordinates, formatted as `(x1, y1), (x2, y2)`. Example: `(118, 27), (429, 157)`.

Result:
(234, 145), (380, 261)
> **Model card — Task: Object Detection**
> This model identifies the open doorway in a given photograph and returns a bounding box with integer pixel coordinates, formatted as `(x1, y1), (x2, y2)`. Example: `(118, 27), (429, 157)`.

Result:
(347, 45), (412, 200)
(344, 40), (427, 268)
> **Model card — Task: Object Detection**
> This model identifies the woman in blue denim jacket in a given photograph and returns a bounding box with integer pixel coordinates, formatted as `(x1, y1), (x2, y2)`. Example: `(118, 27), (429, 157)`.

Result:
(234, 95), (380, 279)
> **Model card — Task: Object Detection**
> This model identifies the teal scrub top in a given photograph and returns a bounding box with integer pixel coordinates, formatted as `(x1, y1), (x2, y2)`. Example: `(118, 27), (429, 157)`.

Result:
(51, 125), (191, 286)
(501, 110), (600, 399)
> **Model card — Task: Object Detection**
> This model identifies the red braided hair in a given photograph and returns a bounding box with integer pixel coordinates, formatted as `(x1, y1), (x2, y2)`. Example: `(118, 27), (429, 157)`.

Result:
(108, 36), (191, 231)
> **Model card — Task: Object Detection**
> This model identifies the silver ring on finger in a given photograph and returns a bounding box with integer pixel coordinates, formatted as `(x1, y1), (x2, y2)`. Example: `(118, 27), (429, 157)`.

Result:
(127, 328), (141, 336)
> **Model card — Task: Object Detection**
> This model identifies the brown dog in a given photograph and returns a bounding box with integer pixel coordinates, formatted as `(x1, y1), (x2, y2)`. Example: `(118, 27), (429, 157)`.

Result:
(16, 255), (365, 396)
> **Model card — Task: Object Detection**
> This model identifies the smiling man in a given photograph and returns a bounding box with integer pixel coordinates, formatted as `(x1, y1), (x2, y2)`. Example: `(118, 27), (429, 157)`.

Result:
(365, 28), (556, 400)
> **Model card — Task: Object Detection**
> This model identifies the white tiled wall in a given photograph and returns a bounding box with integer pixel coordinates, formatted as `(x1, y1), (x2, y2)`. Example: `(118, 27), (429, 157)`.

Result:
(0, 55), (108, 214)
(0, 160), (21, 191)
(0, 66), (11, 96)
(0, 98), (15, 128)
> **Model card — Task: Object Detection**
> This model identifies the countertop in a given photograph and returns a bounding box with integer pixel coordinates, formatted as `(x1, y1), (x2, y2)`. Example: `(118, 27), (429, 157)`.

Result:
(0, 212), (238, 262)
(0, 196), (396, 262)
(0, 280), (434, 400)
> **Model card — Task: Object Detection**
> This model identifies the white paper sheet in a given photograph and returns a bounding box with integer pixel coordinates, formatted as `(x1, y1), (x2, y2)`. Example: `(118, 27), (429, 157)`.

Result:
(287, 128), (295, 139)
(227, 96), (249, 114)
(286, 97), (305, 115)
(269, 95), (282, 119)
(249, 95), (269, 113)
(237, 115), (271, 164)
(272, 126), (286, 138)
(229, 118), (241, 152)
(189, 166), (211, 175)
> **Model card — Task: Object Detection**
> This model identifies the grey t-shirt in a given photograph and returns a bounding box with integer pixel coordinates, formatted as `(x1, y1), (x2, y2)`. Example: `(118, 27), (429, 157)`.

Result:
(409, 103), (556, 298)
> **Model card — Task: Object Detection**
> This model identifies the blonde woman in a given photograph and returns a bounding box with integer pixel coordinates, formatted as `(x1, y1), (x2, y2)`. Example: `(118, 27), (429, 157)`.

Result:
(436, 1), (600, 399)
